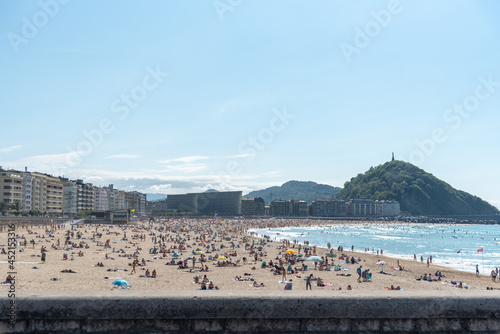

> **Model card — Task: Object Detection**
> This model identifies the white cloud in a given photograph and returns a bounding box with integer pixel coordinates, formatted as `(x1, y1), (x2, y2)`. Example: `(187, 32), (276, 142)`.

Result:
(81, 176), (104, 183)
(1, 152), (282, 195)
(3, 151), (84, 173)
(191, 183), (243, 193)
(105, 154), (141, 159)
(145, 184), (172, 194)
(164, 164), (208, 173)
(226, 153), (256, 159)
(262, 171), (282, 177)
(156, 156), (210, 174)
(159, 156), (209, 164)
(0, 145), (22, 154)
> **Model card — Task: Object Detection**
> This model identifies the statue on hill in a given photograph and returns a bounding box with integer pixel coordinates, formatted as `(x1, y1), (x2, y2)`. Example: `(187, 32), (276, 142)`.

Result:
(392, 152), (395, 161)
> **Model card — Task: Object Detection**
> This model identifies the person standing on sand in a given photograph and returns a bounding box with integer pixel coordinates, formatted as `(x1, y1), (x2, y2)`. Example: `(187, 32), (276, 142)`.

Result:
(306, 274), (313, 290)
(476, 264), (480, 277)
(131, 260), (137, 274)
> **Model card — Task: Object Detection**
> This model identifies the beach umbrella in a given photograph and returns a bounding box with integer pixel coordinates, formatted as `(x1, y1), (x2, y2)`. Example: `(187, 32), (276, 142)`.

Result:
(195, 251), (204, 255)
(325, 253), (337, 258)
(225, 237), (231, 241)
(112, 280), (130, 286)
(377, 260), (387, 272)
(172, 253), (181, 257)
(305, 256), (324, 262)
(217, 256), (227, 261)
(285, 249), (296, 254)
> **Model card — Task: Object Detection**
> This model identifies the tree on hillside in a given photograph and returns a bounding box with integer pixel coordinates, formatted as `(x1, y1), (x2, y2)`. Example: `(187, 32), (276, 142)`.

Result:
(340, 160), (499, 215)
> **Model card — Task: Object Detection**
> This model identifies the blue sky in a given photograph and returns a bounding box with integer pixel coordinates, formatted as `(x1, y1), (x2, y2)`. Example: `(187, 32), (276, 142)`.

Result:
(1, 0), (500, 208)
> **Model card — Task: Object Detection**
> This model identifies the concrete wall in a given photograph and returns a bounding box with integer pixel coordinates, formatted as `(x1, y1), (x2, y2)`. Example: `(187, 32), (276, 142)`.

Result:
(1, 291), (500, 333)
(0, 217), (68, 226)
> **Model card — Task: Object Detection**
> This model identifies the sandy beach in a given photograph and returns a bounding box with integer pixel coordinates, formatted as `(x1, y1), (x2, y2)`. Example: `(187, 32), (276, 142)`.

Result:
(0, 218), (498, 292)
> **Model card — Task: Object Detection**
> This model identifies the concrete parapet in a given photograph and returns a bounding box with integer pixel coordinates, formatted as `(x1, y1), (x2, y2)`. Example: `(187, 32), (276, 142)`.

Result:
(1, 290), (500, 333)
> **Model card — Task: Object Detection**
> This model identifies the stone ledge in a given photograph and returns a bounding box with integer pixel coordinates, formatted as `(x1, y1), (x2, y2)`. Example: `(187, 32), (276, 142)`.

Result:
(1, 291), (500, 333)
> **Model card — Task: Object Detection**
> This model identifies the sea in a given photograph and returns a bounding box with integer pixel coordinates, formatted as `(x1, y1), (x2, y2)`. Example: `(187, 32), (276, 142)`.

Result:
(248, 223), (500, 274)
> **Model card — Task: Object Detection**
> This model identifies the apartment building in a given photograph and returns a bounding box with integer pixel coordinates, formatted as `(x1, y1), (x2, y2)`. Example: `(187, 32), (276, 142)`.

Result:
(30, 174), (47, 212)
(25, 173), (64, 214)
(75, 180), (93, 212)
(309, 199), (346, 217)
(20, 170), (33, 211)
(346, 199), (377, 216)
(0, 170), (24, 207)
(106, 184), (116, 211)
(270, 200), (308, 217)
(241, 197), (265, 216)
(376, 200), (401, 216)
(93, 186), (109, 211)
(62, 179), (78, 214)
(114, 190), (126, 210)
(124, 191), (147, 216)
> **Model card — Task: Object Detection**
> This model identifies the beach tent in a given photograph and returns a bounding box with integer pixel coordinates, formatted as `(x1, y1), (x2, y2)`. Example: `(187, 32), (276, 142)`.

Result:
(305, 256), (324, 262)
(112, 280), (130, 286)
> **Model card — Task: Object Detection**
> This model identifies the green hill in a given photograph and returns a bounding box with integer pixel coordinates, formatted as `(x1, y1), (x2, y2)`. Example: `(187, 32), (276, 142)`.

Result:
(244, 181), (341, 204)
(339, 160), (499, 215)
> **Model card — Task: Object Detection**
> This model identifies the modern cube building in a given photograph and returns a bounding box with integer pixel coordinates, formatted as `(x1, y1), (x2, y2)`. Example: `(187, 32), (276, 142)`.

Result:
(167, 191), (242, 216)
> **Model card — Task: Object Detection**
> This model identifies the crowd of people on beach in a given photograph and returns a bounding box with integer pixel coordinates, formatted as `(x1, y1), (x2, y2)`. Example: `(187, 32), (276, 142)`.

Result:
(0, 217), (498, 292)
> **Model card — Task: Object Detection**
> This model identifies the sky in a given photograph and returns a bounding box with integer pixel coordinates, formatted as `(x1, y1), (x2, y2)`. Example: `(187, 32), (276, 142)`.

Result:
(1, 0), (500, 208)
